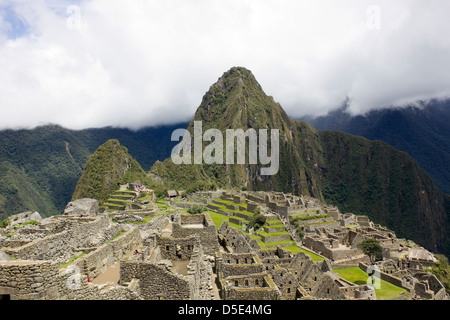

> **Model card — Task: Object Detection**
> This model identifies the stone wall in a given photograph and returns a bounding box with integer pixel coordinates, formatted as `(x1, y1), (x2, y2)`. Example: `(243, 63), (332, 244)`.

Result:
(0, 261), (59, 300)
(120, 260), (191, 300)
(288, 251), (346, 300)
(259, 233), (291, 243)
(216, 253), (265, 278)
(220, 274), (282, 300)
(74, 227), (142, 279)
(157, 235), (200, 261)
(4, 230), (73, 263)
(172, 213), (219, 255)
(0, 259), (141, 300)
(56, 265), (141, 300)
(340, 285), (376, 300)
(3, 215), (119, 264)
(269, 269), (300, 300)
(359, 262), (407, 289)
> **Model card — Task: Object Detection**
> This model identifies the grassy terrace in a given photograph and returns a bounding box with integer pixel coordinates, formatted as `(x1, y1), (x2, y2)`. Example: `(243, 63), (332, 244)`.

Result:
(116, 190), (136, 195)
(212, 199), (250, 213)
(207, 210), (325, 262)
(111, 194), (135, 199)
(257, 230), (291, 237)
(335, 267), (407, 300)
(266, 219), (283, 225)
(264, 223), (285, 229)
(215, 199), (247, 208)
(154, 198), (325, 262)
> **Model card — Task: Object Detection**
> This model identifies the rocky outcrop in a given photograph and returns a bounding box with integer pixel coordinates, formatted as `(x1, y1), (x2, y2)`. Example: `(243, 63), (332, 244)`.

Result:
(8, 211), (42, 226)
(64, 199), (99, 216)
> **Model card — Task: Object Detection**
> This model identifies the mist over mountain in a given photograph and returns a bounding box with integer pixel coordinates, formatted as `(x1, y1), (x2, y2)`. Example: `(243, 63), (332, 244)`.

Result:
(0, 66), (449, 257)
(302, 99), (450, 194)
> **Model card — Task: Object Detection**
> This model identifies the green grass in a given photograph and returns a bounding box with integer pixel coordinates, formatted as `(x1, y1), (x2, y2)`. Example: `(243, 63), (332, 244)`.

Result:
(14, 220), (39, 227)
(106, 229), (126, 244)
(335, 267), (407, 300)
(289, 246), (325, 262)
(214, 199), (246, 207)
(257, 230), (290, 237)
(264, 223), (285, 229)
(207, 210), (324, 262)
(266, 219), (283, 225)
(208, 211), (229, 228)
(210, 200), (254, 217)
(59, 253), (87, 269)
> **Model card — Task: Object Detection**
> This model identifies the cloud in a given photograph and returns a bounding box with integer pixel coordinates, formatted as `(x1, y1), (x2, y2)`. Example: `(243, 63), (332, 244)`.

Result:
(0, 0), (449, 130)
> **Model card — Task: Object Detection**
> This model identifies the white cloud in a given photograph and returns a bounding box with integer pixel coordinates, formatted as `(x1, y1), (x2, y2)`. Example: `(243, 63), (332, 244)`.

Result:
(0, 0), (449, 129)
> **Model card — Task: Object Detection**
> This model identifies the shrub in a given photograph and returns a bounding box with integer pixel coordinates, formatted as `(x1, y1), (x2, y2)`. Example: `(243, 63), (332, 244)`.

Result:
(296, 227), (305, 239)
(247, 213), (267, 231)
(187, 205), (208, 215)
(0, 219), (9, 228)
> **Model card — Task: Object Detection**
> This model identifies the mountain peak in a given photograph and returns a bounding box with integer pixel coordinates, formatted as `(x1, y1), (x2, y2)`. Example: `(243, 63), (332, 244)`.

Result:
(192, 67), (289, 131)
(215, 67), (262, 92)
(72, 139), (147, 203)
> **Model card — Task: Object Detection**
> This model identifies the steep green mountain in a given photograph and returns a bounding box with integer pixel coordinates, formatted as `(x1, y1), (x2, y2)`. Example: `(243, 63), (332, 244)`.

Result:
(318, 130), (448, 253)
(303, 100), (450, 194)
(151, 67), (322, 197)
(0, 123), (182, 219)
(150, 67), (450, 256)
(72, 139), (148, 203)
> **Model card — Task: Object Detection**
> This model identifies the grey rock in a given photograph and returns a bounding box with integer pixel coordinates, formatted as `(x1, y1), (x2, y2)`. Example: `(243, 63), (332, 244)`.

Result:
(9, 211), (42, 227)
(0, 249), (12, 261)
(64, 199), (99, 216)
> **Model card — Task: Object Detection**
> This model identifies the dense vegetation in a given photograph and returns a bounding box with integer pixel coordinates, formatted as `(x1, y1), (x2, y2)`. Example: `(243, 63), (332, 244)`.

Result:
(304, 100), (450, 194)
(72, 139), (167, 205)
(0, 123), (182, 219)
(428, 254), (450, 293)
(357, 239), (383, 264)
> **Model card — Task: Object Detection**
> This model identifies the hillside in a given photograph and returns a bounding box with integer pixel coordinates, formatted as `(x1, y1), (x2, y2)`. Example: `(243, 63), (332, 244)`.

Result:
(151, 67), (321, 197)
(150, 67), (450, 256)
(303, 100), (450, 194)
(0, 124), (182, 219)
(72, 139), (147, 203)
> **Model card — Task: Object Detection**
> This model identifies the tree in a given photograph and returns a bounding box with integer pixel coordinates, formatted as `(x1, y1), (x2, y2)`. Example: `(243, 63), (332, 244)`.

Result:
(357, 239), (383, 264)
(296, 226), (305, 240)
(247, 213), (266, 232)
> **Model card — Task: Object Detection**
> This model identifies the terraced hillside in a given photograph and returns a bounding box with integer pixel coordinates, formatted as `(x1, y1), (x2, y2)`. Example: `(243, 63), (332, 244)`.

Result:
(161, 193), (325, 262)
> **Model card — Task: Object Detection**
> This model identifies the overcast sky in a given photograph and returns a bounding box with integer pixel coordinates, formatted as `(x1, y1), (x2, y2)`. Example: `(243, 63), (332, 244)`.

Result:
(0, 0), (449, 130)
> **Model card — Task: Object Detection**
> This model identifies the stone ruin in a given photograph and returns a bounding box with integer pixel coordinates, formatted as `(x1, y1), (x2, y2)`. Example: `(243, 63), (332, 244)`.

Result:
(0, 189), (448, 301)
